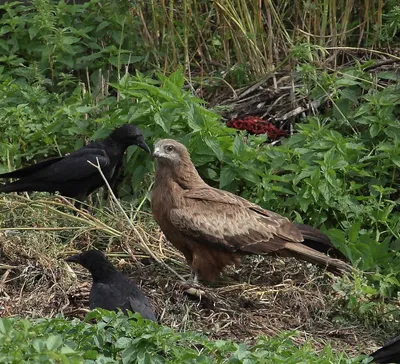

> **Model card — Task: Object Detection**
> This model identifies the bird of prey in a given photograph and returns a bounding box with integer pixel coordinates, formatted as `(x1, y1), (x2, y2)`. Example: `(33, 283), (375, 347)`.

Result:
(151, 139), (351, 282)
(370, 335), (400, 364)
(0, 124), (150, 208)
(65, 250), (157, 321)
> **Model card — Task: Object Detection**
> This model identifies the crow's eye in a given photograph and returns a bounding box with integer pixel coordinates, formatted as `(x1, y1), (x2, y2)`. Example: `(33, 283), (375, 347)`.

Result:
(165, 145), (174, 153)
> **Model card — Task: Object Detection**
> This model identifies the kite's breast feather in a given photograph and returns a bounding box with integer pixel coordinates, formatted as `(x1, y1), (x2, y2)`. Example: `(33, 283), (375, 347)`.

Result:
(151, 178), (241, 281)
(151, 178), (195, 261)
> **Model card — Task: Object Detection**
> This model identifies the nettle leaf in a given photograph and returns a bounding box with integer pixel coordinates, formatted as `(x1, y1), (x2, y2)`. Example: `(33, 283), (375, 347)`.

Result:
(204, 136), (224, 160)
(293, 168), (314, 185)
(154, 112), (169, 133)
(232, 135), (245, 156)
(377, 71), (400, 81)
(392, 156), (400, 168)
(370, 123), (380, 138)
(336, 74), (361, 86)
(186, 104), (202, 132)
(348, 221), (361, 242)
(339, 87), (360, 103)
(220, 166), (236, 188)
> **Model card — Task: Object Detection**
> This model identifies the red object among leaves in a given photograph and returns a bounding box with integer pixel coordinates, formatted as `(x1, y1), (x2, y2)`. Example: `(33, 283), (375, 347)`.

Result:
(226, 116), (288, 140)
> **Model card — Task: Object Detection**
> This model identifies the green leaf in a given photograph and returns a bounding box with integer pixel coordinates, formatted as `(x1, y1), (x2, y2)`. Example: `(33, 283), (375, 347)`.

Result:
(370, 123), (380, 138)
(293, 169), (314, 185)
(348, 221), (361, 242)
(46, 335), (63, 351)
(204, 136), (224, 160)
(82, 349), (98, 359)
(0, 39), (9, 52)
(0, 319), (11, 335)
(220, 166), (236, 188)
(393, 156), (400, 168)
(96, 21), (111, 32)
(60, 346), (76, 355)
(122, 346), (136, 364)
(154, 112), (169, 133)
(232, 135), (245, 156)
(377, 71), (399, 81)
(76, 106), (95, 113)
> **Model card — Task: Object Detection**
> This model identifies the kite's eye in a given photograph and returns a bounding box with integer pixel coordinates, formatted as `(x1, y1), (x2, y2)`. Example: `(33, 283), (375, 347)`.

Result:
(165, 145), (174, 153)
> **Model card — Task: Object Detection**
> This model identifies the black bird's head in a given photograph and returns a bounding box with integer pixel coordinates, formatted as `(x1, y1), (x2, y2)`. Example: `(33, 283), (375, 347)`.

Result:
(109, 124), (151, 153)
(65, 250), (117, 280)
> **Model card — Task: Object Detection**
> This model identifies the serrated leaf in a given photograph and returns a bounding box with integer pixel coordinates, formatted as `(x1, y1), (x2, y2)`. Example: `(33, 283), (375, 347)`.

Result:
(204, 136), (224, 160)
(232, 135), (245, 156)
(220, 166), (235, 188)
(293, 169), (313, 186)
(154, 112), (169, 133)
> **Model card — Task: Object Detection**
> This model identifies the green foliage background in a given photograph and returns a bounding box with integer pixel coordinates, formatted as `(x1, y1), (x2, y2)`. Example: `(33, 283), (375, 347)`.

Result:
(0, 310), (367, 363)
(0, 0), (399, 361)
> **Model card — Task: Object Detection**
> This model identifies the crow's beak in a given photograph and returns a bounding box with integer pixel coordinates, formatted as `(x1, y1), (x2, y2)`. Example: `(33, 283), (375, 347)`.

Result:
(65, 254), (80, 263)
(136, 138), (151, 154)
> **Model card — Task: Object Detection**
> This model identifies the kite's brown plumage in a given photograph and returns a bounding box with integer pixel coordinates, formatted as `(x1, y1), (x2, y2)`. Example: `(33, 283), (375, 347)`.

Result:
(151, 139), (351, 282)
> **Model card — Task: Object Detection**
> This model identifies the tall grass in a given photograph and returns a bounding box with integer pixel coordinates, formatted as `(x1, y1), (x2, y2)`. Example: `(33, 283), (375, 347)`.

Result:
(131, 0), (389, 77)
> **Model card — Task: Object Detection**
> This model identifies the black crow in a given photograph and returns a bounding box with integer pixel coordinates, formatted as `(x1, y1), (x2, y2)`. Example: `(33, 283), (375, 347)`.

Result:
(65, 250), (157, 321)
(370, 335), (400, 363)
(0, 124), (150, 208)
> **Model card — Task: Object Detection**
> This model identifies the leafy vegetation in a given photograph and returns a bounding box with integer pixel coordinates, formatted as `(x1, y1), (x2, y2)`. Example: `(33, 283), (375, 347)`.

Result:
(0, 0), (399, 361)
(0, 310), (368, 363)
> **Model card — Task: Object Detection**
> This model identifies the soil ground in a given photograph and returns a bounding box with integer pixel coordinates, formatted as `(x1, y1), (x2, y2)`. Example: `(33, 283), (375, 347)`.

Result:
(0, 195), (396, 358)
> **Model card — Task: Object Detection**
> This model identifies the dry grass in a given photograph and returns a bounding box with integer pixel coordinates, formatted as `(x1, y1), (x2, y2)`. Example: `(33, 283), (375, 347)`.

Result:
(0, 194), (392, 355)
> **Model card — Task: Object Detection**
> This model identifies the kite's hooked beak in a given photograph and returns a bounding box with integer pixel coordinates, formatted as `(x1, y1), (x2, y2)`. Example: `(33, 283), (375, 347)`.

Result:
(152, 147), (161, 158)
(136, 137), (151, 154)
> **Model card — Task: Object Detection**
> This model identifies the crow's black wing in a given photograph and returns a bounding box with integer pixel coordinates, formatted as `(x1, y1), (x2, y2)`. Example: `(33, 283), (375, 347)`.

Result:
(371, 335), (400, 364)
(28, 148), (110, 183)
(0, 156), (64, 179)
(90, 279), (156, 321)
(128, 296), (157, 321)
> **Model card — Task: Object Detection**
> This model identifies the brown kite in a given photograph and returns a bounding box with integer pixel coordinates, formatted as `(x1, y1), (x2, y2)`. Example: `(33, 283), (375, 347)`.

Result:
(151, 139), (351, 282)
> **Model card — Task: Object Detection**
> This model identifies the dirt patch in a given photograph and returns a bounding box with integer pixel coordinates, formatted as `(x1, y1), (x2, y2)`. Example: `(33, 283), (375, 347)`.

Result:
(0, 196), (394, 356)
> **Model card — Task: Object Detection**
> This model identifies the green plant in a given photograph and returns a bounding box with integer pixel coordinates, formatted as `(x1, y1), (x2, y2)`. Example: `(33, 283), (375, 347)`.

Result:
(0, 310), (367, 363)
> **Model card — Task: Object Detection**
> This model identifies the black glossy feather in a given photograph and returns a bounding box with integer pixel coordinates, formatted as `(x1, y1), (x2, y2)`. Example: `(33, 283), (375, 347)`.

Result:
(371, 335), (400, 364)
(65, 250), (156, 321)
(0, 124), (150, 208)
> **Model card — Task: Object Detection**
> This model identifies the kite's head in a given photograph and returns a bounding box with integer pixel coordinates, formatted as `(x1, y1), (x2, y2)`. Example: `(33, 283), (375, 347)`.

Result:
(152, 139), (190, 165)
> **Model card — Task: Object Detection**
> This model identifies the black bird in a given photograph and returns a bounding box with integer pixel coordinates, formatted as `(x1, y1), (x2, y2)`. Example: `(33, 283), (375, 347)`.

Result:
(370, 335), (400, 363)
(0, 124), (150, 208)
(65, 250), (157, 321)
